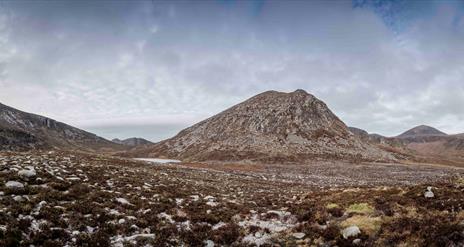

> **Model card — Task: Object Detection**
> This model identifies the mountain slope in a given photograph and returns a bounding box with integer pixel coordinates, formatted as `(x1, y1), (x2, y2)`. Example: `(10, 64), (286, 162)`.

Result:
(397, 125), (447, 139)
(392, 125), (464, 161)
(0, 102), (121, 151)
(129, 90), (394, 162)
(112, 137), (153, 146)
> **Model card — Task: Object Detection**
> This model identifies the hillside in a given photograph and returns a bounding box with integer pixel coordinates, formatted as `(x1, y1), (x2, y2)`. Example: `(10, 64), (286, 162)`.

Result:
(127, 90), (394, 162)
(0, 102), (122, 151)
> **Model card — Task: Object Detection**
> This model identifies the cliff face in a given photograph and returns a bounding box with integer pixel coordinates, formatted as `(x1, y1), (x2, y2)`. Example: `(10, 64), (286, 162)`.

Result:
(133, 90), (394, 162)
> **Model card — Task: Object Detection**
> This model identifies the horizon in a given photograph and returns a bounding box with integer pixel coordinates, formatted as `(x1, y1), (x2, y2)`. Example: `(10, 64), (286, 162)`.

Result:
(1, 0), (464, 141)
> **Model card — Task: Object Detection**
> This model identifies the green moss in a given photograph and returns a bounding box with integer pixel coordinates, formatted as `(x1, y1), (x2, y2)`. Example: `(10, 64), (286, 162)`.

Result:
(340, 215), (382, 235)
(326, 203), (339, 209)
(347, 203), (375, 215)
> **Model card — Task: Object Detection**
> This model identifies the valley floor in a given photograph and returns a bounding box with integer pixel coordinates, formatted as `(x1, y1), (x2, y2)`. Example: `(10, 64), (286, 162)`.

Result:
(1, 151), (464, 246)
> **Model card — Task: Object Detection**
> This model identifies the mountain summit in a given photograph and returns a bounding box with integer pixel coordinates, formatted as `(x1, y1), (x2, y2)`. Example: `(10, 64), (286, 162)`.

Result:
(397, 125), (447, 139)
(132, 90), (394, 162)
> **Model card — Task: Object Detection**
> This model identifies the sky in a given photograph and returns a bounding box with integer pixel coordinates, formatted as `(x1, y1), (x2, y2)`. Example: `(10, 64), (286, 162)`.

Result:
(0, 0), (463, 142)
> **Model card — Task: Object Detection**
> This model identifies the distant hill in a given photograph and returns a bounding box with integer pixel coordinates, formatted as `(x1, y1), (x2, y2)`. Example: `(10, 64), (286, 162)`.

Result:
(390, 125), (464, 162)
(126, 90), (394, 162)
(397, 125), (447, 139)
(0, 102), (122, 151)
(112, 137), (153, 146)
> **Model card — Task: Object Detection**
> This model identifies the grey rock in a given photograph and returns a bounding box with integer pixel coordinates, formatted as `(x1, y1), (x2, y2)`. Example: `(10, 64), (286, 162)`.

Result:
(292, 232), (306, 239)
(5, 181), (24, 189)
(341, 226), (361, 239)
(18, 169), (36, 179)
(424, 186), (435, 198)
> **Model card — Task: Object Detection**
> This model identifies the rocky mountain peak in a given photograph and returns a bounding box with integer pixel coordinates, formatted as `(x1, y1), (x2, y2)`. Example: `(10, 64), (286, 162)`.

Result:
(130, 90), (394, 162)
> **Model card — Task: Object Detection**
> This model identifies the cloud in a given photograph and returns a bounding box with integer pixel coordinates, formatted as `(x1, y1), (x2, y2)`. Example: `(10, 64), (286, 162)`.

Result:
(0, 0), (463, 141)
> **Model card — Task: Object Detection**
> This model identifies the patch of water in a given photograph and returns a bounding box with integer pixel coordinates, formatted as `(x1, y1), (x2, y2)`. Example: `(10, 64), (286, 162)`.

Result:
(133, 158), (181, 164)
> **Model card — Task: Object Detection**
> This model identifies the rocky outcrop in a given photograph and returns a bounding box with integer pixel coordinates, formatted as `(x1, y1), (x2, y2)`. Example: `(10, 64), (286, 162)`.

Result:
(132, 90), (395, 162)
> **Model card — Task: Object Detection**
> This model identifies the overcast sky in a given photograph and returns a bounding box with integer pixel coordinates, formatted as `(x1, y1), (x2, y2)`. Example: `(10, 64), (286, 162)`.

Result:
(0, 0), (463, 141)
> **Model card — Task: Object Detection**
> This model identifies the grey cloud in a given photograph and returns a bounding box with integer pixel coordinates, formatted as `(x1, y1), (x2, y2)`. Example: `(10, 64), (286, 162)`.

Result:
(0, 1), (463, 141)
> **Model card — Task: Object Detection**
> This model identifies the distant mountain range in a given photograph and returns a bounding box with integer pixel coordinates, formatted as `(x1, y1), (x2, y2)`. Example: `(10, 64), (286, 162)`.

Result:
(2, 91), (464, 165)
(112, 137), (153, 146)
(0, 102), (122, 152)
(349, 125), (464, 162)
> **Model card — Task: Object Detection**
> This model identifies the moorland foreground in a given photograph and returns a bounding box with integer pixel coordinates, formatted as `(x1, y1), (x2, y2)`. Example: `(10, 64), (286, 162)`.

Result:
(1, 150), (464, 247)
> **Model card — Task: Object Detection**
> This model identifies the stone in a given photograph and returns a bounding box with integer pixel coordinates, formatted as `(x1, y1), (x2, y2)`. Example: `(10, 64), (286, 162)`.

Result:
(424, 187), (434, 198)
(292, 232), (306, 239)
(115, 198), (132, 205)
(18, 169), (36, 179)
(341, 226), (361, 239)
(13, 195), (24, 202)
(353, 238), (362, 245)
(5, 181), (24, 189)
(204, 240), (215, 247)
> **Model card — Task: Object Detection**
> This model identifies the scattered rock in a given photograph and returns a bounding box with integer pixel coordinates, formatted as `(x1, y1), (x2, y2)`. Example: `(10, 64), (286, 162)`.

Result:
(116, 198), (132, 205)
(5, 181), (24, 189)
(341, 226), (361, 239)
(292, 232), (306, 239)
(18, 169), (36, 179)
(424, 186), (434, 198)
(204, 240), (215, 247)
(13, 195), (24, 202)
(353, 238), (362, 245)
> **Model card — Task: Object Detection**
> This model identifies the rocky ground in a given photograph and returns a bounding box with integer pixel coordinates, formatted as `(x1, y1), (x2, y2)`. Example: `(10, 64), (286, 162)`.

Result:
(1, 151), (464, 247)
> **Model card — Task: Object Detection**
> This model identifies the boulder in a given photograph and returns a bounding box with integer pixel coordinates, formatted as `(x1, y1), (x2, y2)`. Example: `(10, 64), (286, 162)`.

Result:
(18, 169), (36, 179)
(341, 226), (361, 239)
(5, 181), (24, 189)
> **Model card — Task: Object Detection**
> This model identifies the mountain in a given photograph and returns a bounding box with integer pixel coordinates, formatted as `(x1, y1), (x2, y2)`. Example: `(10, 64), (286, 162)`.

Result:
(397, 125), (447, 139)
(0, 102), (121, 151)
(348, 127), (369, 140)
(394, 125), (464, 161)
(127, 90), (394, 162)
(112, 137), (153, 146)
